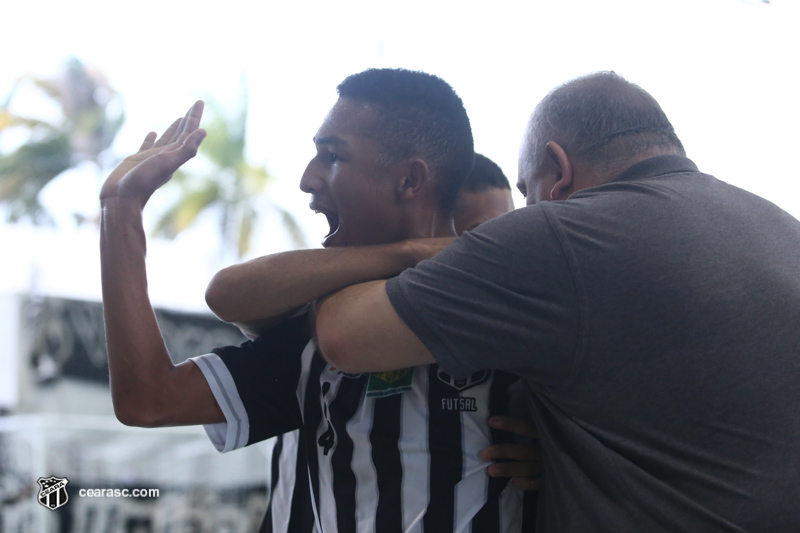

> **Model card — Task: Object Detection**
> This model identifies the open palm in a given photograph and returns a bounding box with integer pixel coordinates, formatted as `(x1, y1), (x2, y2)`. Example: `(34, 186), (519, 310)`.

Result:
(100, 101), (206, 207)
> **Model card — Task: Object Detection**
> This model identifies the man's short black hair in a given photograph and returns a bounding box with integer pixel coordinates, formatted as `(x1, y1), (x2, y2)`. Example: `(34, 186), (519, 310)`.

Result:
(461, 153), (511, 193)
(337, 68), (474, 214)
(528, 71), (685, 177)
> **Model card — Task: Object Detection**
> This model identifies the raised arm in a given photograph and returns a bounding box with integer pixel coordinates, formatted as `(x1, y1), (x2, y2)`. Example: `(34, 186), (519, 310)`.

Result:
(100, 101), (223, 427)
(205, 238), (453, 338)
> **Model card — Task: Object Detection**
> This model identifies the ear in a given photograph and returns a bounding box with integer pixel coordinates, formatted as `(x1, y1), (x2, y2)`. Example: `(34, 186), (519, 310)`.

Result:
(396, 159), (430, 201)
(545, 141), (574, 201)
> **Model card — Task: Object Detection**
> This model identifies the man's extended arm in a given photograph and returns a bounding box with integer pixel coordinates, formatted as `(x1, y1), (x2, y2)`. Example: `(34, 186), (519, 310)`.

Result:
(314, 279), (434, 372)
(100, 102), (223, 427)
(205, 239), (452, 338)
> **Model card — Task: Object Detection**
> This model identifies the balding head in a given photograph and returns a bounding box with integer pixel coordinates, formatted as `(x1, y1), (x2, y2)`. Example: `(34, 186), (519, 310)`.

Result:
(518, 72), (685, 204)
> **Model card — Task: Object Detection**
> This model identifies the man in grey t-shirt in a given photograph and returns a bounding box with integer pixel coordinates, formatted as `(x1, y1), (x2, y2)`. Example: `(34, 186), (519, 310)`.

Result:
(312, 72), (800, 531)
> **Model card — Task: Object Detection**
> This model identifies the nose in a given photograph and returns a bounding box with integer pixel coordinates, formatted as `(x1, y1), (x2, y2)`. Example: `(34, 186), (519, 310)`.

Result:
(299, 160), (323, 194)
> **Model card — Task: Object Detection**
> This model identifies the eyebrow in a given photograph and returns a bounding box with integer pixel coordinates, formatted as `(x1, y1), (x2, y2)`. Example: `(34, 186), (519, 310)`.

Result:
(313, 135), (347, 147)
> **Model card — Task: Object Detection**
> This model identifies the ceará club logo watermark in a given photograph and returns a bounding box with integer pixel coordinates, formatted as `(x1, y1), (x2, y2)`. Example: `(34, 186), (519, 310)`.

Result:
(37, 476), (69, 511)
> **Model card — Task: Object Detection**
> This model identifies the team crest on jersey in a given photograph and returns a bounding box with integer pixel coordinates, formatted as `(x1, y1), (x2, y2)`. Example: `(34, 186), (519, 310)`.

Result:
(333, 368), (362, 379)
(37, 476), (69, 510)
(366, 368), (413, 397)
(437, 369), (490, 391)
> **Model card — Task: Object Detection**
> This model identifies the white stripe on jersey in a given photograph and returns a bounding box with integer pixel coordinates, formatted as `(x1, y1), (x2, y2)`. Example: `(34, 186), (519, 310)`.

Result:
(191, 353), (250, 452)
(399, 365), (431, 533)
(499, 485), (524, 533)
(455, 375), (493, 533)
(297, 340), (322, 532)
(315, 361), (349, 530)
(270, 430), (300, 533)
(345, 388), (377, 532)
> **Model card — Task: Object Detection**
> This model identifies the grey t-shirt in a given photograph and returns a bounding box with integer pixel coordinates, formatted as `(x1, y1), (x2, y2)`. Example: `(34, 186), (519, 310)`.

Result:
(386, 155), (800, 532)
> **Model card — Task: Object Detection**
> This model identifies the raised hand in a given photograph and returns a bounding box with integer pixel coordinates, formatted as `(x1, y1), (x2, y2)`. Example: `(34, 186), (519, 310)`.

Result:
(482, 415), (542, 491)
(100, 101), (206, 208)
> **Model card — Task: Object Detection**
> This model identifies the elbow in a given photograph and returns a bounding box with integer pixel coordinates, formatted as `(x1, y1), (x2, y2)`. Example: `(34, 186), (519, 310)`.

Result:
(315, 309), (358, 373)
(114, 407), (168, 429)
(113, 406), (151, 428)
(318, 335), (355, 373)
(205, 270), (236, 322)
(111, 395), (168, 428)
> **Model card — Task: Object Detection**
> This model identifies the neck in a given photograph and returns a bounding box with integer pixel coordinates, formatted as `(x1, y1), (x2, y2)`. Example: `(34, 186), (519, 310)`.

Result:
(593, 149), (681, 186)
(396, 195), (456, 240)
(394, 213), (455, 241)
(431, 211), (456, 238)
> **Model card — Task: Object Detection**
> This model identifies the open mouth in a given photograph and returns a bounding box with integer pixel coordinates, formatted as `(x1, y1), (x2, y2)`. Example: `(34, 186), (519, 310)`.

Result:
(311, 201), (341, 246)
(323, 211), (340, 239)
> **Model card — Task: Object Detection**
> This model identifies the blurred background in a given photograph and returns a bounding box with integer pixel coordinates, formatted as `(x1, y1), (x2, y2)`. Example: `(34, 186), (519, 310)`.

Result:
(1, 0), (797, 530)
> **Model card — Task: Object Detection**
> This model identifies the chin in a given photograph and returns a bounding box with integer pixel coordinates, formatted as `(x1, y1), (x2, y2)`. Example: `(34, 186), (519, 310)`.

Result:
(324, 231), (383, 249)
(322, 232), (346, 248)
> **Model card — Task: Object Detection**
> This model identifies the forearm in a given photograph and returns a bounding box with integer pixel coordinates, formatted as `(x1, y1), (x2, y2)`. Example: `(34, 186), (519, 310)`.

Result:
(315, 280), (434, 373)
(100, 199), (216, 426)
(101, 199), (172, 423)
(206, 241), (425, 331)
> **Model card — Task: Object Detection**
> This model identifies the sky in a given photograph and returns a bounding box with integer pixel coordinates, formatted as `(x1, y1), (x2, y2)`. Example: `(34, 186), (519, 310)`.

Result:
(1, 0), (799, 314)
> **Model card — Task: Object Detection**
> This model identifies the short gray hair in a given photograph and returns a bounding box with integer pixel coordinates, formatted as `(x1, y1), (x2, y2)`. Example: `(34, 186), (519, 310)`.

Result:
(527, 71), (685, 178)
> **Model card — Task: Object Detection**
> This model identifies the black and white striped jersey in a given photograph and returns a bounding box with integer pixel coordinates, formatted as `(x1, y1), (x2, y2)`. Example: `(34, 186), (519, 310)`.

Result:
(192, 314), (535, 532)
(260, 430), (318, 533)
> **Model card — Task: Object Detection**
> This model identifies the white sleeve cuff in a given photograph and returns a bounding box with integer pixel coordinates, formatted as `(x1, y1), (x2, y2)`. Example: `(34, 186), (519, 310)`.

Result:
(190, 353), (250, 453)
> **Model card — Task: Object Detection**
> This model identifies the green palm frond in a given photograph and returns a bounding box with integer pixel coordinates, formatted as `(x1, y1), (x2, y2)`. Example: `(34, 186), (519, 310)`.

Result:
(154, 87), (307, 258)
(276, 204), (310, 250)
(239, 163), (273, 195)
(198, 110), (238, 169)
(28, 77), (61, 102)
(0, 110), (51, 133)
(236, 203), (258, 257)
(0, 134), (71, 223)
(151, 178), (221, 239)
(198, 99), (247, 171)
(0, 56), (125, 224)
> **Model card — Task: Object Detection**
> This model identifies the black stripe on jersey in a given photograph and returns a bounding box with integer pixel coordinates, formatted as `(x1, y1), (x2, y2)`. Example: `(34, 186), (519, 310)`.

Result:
(328, 372), (364, 533)
(471, 371), (516, 533)
(522, 491), (539, 532)
(263, 431), (316, 533)
(424, 365), (462, 532)
(370, 393), (403, 533)
(303, 354), (328, 530)
(212, 313), (309, 445)
(288, 428), (316, 533)
(261, 433), (285, 533)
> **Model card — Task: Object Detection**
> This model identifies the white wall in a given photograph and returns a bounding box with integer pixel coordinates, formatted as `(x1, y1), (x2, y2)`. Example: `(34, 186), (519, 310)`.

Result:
(0, 292), (21, 410)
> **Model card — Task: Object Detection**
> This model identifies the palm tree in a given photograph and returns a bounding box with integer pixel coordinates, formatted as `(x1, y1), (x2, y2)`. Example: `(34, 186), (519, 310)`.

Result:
(1, 61), (303, 257)
(0, 57), (124, 224)
(152, 90), (306, 259)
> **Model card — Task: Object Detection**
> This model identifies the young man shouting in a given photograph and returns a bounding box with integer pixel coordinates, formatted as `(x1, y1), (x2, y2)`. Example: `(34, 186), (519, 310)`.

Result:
(101, 69), (536, 532)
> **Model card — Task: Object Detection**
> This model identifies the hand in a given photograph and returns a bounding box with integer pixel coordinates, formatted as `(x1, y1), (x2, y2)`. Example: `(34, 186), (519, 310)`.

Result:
(482, 415), (542, 491)
(99, 101), (206, 208)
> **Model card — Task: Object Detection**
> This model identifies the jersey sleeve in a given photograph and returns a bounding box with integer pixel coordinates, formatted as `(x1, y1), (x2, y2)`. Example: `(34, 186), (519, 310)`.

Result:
(192, 314), (311, 452)
(386, 206), (581, 390)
